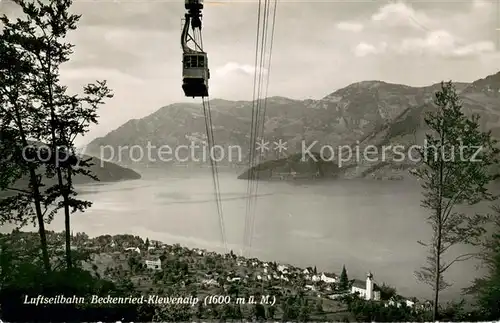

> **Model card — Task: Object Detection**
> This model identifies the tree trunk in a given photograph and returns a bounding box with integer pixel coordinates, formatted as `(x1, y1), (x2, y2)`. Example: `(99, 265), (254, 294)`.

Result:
(63, 192), (72, 270)
(433, 120), (445, 322)
(48, 94), (72, 269)
(30, 169), (51, 273)
(432, 133), (444, 322)
(53, 139), (72, 270)
(13, 107), (51, 273)
(64, 168), (75, 270)
(433, 227), (442, 321)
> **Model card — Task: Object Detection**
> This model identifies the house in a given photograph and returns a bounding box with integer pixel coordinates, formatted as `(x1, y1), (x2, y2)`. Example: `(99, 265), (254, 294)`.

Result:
(57, 245), (77, 251)
(125, 247), (140, 253)
(311, 275), (320, 282)
(405, 299), (415, 307)
(277, 265), (288, 273)
(321, 272), (337, 283)
(328, 292), (350, 299)
(305, 284), (316, 291)
(145, 259), (161, 270)
(201, 279), (218, 286)
(351, 272), (381, 301)
(387, 297), (415, 308)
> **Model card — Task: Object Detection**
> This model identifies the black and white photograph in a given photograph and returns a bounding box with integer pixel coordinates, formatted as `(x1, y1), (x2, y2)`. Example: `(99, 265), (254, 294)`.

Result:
(0, 0), (500, 321)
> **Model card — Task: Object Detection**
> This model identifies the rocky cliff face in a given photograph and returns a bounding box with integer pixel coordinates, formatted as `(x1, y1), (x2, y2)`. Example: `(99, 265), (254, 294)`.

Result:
(85, 71), (500, 180)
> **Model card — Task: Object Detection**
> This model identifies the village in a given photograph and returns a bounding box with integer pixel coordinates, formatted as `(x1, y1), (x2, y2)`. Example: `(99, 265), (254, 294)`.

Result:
(76, 233), (422, 306)
(2, 230), (436, 320)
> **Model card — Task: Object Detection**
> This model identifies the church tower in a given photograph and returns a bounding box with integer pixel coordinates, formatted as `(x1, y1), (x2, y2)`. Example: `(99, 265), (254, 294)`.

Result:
(366, 272), (374, 300)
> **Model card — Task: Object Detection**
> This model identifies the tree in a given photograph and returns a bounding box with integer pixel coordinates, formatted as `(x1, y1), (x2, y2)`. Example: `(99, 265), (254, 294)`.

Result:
(378, 283), (397, 301)
(145, 238), (150, 250)
(339, 265), (349, 291)
(297, 297), (311, 322)
(412, 81), (499, 321)
(3, 0), (113, 270)
(267, 305), (275, 320)
(466, 206), (500, 320)
(0, 5), (52, 273)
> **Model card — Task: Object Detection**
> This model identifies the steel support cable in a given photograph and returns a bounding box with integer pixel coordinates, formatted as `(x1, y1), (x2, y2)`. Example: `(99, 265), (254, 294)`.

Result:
(202, 97), (227, 253)
(202, 98), (227, 252)
(249, 0), (277, 250)
(194, 27), (227, 252)
(243, 0), (263, 256)
(245, 4), (266, 255)
(248, 0), (271, 251)
(264, 0), (277, 101)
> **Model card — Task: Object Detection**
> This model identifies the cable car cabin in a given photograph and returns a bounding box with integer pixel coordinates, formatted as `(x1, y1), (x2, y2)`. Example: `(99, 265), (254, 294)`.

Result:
(182, 52), (210, 98)
(185, 0), (203, 11)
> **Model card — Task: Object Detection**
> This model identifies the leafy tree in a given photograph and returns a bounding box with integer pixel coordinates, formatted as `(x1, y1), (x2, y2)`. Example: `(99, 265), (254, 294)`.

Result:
(0, 243), (134, 322)
(466, 206), (500, 320)
(145, 238), (150, 250)
(267, 305), (275, 319)
(315, 299), (324, 313)
(254, 303), (266, 321)
(152, 302), (193, 321)
(298, 299), (311, 322)
(0, 3), (52, 273)
(0, 0), (112, 271)
(339, 265), (349, 291)
(412, 81), (499, 321)
(195, 301), (204, 319)
(378, 283), (397, 301)
(7, 0), (112, 270)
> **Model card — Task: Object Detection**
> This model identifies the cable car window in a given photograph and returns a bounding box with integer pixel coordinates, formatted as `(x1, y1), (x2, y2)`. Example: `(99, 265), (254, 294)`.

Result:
(184, 56), (193, 68)
(198, 56), (204, 67)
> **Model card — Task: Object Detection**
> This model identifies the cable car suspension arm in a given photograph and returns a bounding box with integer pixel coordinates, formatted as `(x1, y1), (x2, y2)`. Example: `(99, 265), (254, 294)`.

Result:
(181, 14), (203, 53)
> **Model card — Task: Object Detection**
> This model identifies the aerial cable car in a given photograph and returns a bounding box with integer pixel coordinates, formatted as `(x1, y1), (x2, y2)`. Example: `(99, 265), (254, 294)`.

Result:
(181, 0), (210, 98)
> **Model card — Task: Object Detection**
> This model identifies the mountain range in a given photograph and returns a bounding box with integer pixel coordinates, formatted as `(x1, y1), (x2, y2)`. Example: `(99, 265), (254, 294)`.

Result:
(85, 71), (500, 180)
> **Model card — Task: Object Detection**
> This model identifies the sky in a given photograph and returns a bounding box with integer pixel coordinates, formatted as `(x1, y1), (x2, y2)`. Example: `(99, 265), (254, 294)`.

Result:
(1, 0), (500, 145)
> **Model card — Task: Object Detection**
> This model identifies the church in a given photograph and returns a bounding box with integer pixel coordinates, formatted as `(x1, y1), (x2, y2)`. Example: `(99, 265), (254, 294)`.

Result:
(351, 272), (381, 300)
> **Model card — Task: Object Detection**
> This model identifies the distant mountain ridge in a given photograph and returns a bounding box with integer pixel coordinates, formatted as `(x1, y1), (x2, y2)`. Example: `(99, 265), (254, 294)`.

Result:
(0, 155), (141, 199)
(85, 71), (500, 180)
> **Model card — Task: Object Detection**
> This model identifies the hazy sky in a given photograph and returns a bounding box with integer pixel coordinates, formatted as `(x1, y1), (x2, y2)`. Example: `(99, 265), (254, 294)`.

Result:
(1, 0), (499, 144)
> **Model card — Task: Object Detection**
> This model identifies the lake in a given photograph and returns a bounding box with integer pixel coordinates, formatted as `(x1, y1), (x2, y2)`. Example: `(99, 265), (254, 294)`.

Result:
(4, 169), (483, 301)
